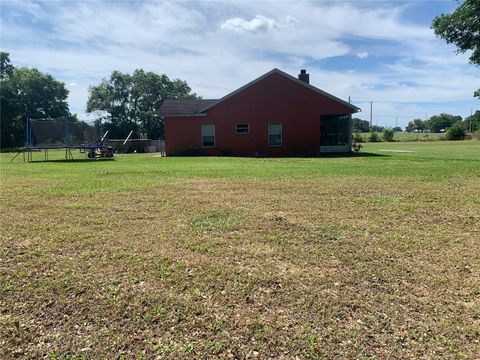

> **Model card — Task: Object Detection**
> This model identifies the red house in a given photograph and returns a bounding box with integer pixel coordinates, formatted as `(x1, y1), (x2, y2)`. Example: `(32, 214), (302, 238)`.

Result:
(160, 69), (360, 156)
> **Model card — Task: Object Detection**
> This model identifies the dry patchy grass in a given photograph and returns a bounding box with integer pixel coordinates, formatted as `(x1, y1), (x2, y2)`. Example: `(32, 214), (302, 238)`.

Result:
(1, 143), (480, 359)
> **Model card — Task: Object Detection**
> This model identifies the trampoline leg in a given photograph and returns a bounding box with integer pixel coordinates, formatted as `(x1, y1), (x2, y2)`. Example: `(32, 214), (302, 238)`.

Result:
(9, 151), (23, 162)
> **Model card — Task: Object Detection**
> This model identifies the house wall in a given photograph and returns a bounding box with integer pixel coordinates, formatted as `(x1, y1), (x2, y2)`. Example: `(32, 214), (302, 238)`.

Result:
(164, 72), (355, 156)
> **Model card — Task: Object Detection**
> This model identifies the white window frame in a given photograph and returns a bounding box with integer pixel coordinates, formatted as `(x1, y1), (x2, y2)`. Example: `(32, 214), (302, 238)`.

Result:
(235, 123), (249, 134)
(201, 124), (215, 148)
(268, 123), (282, 147)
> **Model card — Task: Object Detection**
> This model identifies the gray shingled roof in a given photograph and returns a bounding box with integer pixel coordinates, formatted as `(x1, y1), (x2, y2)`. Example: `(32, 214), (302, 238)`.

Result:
(159, 99), (218, 116)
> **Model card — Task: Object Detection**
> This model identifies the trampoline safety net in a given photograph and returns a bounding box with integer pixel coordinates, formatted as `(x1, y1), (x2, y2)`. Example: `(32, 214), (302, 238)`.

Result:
(29, 117), (100, 148)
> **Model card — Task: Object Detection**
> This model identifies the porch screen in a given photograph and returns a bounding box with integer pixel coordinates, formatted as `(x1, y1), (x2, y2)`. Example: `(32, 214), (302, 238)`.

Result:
(320, 115), (350, 146)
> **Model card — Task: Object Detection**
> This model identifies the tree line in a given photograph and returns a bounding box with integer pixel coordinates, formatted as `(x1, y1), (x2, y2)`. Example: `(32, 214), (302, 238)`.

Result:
(352, 112), (480, 135)
(0, 52), (199, 149)
(352, 118), (402, 133)
(405, 113), (480, 134)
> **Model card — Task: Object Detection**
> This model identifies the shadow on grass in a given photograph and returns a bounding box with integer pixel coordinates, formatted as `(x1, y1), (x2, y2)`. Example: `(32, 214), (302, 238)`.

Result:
(27, 158), (115, 163)
(318, 152), (388, 158)
(168, 152), (389, 159)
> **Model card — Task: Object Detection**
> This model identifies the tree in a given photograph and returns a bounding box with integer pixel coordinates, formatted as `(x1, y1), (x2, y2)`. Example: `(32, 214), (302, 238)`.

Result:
(432, 0), (480, 99)
(446, 122), (466, 140)
(406, 119), (426, 132)
(427, 113), (462, 133)
(382, 128), (395, 142)
(352, 118), (370, 132)
(353, 131), (364, 143)
(0, 52), (14, 80)
(368, 131), (380, 142)
(370, 125), (385, 132)
(392, 126), (403, 132)
(464, 110), (480, 132)
(1, 65), (70, 149)
(86, 69), (199, 139)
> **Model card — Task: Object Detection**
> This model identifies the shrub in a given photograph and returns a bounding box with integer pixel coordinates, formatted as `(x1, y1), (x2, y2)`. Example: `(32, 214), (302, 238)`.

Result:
(368, 132), (380, 142)
(353, 131), (364, 143)
(383, 129), (395, 142)
(352, 142), (362, 153)
(446, 123), (466, 140)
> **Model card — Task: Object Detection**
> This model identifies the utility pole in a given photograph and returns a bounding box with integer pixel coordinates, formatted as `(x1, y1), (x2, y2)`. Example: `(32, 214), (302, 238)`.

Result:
(470, 108), (473, 133)
(370, 101), (373, 127)
(395, 116), (398, 128)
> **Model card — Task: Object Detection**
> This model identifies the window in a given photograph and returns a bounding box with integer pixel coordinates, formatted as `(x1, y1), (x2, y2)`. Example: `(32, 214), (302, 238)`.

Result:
(235, 123), (249, 134)
(201, 124), (215, 148)
(268, 123), (282, 146)
(320, 115), (350, 146)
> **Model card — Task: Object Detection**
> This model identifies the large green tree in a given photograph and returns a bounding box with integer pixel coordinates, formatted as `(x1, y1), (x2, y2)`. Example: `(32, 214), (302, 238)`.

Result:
(351, 118), (370, 132)
(427, 113), (462, 132)
(0, 52), (14, 80)
(406, 119), (426, 132)
(86, 69), (199, 139)
(432, 0), (480, 98)
(0, 53), (71, 148)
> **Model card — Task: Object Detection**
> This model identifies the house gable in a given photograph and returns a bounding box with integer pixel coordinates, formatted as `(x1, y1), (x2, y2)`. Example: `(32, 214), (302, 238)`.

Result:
(199, 68), (360, 114)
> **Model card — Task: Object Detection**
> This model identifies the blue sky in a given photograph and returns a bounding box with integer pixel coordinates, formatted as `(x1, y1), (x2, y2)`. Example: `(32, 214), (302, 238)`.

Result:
(1, 0), (478, 128)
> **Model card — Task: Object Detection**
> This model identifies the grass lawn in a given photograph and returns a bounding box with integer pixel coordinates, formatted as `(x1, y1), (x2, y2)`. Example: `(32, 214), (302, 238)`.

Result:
(1, 141), (479, 359)
(356, 132), (447, 142)
(392, 132), (446, 142)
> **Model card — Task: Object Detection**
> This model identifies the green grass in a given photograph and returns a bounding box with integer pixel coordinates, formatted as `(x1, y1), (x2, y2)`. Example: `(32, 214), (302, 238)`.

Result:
(2, 141), (479, 195)
(392, 131), (446, 141)
(356, 132), (446, 142)
(1, 141), (479, 358)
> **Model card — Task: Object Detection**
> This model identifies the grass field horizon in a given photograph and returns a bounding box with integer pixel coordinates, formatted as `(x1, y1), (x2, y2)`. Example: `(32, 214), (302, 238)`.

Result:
(1, 141), (479, 358)
(354, 131), (480, 142)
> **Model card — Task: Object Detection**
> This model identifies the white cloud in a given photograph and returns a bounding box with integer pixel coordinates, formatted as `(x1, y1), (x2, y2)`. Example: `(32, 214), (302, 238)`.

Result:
(356, 52), (369, 59)
(69, 82), (78, 87)
(220, 15), (296, 34)
(221, 15), (276, 33)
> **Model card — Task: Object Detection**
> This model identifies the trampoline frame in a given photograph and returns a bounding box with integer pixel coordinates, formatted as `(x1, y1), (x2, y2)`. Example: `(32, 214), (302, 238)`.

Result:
(10, 116), (114, 162)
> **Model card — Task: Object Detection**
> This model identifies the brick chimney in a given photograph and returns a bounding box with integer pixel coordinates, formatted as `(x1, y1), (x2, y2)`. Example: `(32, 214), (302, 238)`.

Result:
(298, 69), (309, 84)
